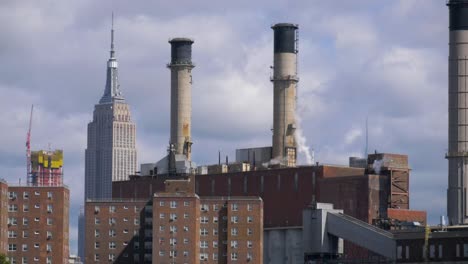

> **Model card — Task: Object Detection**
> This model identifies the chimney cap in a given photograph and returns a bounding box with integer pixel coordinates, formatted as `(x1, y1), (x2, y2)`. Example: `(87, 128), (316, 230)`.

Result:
(169, 37), (194, 44)
(271, 23), (298, 29)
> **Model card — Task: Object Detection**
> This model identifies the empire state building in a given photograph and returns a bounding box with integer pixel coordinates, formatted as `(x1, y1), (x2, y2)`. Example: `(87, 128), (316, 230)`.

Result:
(84, 21), (137, 199)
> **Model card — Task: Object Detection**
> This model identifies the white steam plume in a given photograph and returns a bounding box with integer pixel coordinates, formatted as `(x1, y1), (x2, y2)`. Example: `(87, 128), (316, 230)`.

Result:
(295, 114), (313, 165)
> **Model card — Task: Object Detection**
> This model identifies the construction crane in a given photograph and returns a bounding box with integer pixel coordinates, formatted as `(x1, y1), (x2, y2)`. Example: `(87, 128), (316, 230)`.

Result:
(26, 105), (33, 186)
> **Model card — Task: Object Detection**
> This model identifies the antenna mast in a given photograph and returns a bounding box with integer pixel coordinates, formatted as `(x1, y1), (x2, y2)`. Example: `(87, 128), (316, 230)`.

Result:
(26, 105), (34, 185)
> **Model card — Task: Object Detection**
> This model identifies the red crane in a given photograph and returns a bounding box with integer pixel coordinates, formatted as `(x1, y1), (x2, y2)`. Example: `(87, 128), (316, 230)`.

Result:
(26, 105), (33, 186)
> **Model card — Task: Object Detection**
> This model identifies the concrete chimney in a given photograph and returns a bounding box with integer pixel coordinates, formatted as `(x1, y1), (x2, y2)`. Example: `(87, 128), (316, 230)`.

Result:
(168, 38), (194, 161)
(447, 0), (468, 225)
(271, 23), (298, 167)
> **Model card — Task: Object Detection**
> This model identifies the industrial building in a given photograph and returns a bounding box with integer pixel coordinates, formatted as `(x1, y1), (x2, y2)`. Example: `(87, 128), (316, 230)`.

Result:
(84, 177), (263, 264)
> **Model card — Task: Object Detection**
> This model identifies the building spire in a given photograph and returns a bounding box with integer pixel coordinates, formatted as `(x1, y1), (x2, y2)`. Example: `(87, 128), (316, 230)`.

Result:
(99, 13), (124, 104)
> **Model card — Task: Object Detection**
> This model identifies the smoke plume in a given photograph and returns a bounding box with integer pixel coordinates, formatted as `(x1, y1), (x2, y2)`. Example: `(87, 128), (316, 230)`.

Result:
(295, 114), (313, 165)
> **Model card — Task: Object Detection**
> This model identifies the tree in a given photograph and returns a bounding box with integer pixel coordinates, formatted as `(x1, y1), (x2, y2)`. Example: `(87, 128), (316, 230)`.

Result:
(0, 254), (9, 264)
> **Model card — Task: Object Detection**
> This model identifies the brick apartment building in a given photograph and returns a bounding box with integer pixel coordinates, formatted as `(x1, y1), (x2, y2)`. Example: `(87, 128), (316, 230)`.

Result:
(84, 200), (150, 263)
(6, 185), (69, 264)
(85, 178), (263, 263)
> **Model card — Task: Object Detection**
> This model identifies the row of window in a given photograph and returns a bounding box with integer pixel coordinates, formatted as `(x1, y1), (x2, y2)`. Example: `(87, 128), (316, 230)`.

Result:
(9, 256), (52, 264)
(8, 204), (53, 212)
(199, 203), (254, 212)
(95, 217), (140, 225)
(199, 240), (253, 249)
(8, 243), (52, 252)
(94, 229), (139, 238)
(8, 191), (53, 200)
(94, 205), (141, 213)
(8, 230), (52, 239)
(8, 217), (53, 225)
(198, 252), (252, 261)
(200, 215), (253, 224)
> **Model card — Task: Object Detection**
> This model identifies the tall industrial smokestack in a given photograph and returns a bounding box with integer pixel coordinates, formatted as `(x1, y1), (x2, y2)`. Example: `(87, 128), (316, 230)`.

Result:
(447, 0), (468, 225)
(168, 38), (194, 161)
(271, 23), (298, 167)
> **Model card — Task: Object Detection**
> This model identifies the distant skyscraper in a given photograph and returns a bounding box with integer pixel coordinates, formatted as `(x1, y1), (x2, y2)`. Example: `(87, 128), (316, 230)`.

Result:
(84, 19), (137, 200)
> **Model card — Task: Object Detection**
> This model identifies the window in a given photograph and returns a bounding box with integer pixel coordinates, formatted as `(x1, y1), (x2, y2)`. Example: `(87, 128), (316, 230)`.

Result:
(200, 228), (208, 236)
(94, 254), (100, 261)
(109, 206), (116, 213)
(231, 203), (238, 211)
(170, 201), (177, 208)
(23, 204), (29, 212)
(170, 250), (177, 257)
(231, 216), (238, 223)
(34, 191), (39, 196)
(94, 206), (100, 213)
(213, 253), (218, 260)
(134, 242), (140, 249)
(184, 251), (189, 257)
(159, 213), (165, 219)
(47, 231), (52, 239)
(109, 254), (115, 261)
(247, 216), (253, 223)
(213, 204), (219, 211)
(184, 226), (189, 232)
(200, 253), (208, 261)
(184, 213), (189, 219)
(201, 204), (209, 211)
(134, 218), (140, 225)
(46, 257), (51, 264)
(123, 217), (128, 222)
(47, 218), (52, 225)
(213, 241), (218, 248)
(8, 244), (16, 251)
(231, 240), (238, 248)
(46, 244), (52, 252)
(47, 192), (52, 199)
(8, 192), (17, 199)
(109, 229), (116, 237)
(247, 241), (253, 248)
(231, 228), (238, 236)
(200, 241), (208, 248)
(21, 257), (27, 264)
(247, 252), (253, 261)
(184, 201), (190, 206)
(213, 229), (218, 236)
(34, 231), (39, 235)
(201, 216), (208, 224)
(170, 213), (177, 221)
(159, 225), (165, 232)
(159, 251), (165, 256)
(247, 228), (253, 235)
(8, 217), (17, 226)
(247, 204), (253, 211)
(159, 201), (165, 206)
(170, 238), (177, 246)
(8, 231), (17, 238)
(109, 242), (116, 249)
(184, 238), (189, 244)
(23, 192), (29, 199)
(95, 242), (100, 249)
(23, 217), (28, 225)
(170, 226), (177, 233)
(109, 218), (116, 225)
(34, 217), (39, 222)
(22, 244), (28, 251)
(95, 217), (100, 224)
(95, 230), (100, 237)
(8, 204), (18, 212)
(134, 206), (140, 213)
(213, 216), (218, 223)
(47, 204), (53, 213)
(123, 229), (128, 234)
(231, 252), (238, 260)
(34, 204), (39, 209)
(22, 231), (28, 238)
(123, 205), (128, 210)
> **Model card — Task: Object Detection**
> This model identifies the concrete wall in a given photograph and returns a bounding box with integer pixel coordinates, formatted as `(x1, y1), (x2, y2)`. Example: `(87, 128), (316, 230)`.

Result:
(264, 228), (303, 264)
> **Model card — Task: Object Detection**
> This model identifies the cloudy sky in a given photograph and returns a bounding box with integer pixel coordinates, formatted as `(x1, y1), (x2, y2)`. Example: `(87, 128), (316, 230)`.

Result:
(0, 0), (448, 253)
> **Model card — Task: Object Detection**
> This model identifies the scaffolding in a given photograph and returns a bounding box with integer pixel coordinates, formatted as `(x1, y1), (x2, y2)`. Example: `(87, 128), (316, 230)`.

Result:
(29, 149), (63, 186)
